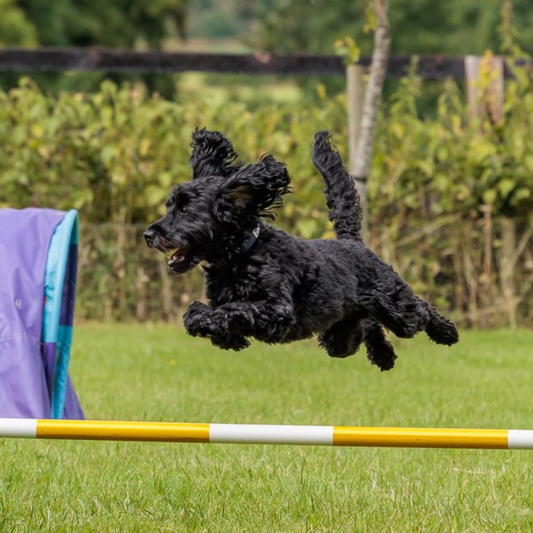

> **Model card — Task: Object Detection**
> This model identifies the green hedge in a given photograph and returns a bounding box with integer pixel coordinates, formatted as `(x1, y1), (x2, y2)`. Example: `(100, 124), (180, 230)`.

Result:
(3, 55), (533, 326)
(0, 78), (348, 230)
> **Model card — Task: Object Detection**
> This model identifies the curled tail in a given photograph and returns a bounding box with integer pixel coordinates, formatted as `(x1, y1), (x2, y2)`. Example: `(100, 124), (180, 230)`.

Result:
(312, 130), (362, 241)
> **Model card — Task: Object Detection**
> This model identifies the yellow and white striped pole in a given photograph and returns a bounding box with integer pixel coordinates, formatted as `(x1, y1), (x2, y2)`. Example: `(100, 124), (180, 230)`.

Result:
(1, 419), (533, 449)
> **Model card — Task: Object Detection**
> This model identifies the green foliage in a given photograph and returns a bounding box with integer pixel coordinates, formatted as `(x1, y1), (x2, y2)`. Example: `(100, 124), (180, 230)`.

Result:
(334, 37), (361, 67)
(0, 0), (37, 46)
(3, 53), (533, 325)
(5, 0), (186, 47)
(3, 60), (533, 227)
(374, 55), (533, 219)
(0, 78), (347, 228)
(245, 0), (533, 56)
(0, 0), (188, 95)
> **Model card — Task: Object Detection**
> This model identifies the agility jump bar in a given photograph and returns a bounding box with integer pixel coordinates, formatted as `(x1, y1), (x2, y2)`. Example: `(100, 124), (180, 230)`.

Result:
(2, 419), (533, 449)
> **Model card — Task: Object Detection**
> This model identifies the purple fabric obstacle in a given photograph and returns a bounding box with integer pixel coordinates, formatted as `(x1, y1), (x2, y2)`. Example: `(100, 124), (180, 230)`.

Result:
(0, 208), (83, 418)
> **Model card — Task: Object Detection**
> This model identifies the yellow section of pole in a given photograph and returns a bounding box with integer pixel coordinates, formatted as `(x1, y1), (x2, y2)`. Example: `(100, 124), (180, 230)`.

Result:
(31, 421), (513, 449)
(37, 420), (210, 443)
(333, 427), (509, 449)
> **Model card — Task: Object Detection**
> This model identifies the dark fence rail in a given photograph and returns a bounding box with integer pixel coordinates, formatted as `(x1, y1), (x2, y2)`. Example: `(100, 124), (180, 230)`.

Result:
(0, 47), (529, 79)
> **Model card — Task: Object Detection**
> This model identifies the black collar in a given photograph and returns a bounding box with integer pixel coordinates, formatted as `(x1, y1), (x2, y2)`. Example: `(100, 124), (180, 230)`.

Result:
(241, 225), (260, 254)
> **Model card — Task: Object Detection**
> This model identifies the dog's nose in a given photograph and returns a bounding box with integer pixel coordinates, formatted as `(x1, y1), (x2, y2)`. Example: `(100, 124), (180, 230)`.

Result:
(143, 228), (155, 247)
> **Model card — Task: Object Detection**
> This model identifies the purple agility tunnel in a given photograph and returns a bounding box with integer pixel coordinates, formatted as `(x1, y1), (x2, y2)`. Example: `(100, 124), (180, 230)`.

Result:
(0, 208), (84, 419)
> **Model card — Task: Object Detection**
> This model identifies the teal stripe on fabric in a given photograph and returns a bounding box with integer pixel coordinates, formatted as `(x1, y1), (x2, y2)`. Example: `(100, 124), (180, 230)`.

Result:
(51, 325), (73, 418)
(43, 210), (78, 343)
(43, 209), (79, 418)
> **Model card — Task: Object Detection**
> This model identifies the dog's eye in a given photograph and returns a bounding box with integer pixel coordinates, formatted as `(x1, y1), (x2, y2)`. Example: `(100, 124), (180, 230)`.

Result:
(179, 206), (189, 215)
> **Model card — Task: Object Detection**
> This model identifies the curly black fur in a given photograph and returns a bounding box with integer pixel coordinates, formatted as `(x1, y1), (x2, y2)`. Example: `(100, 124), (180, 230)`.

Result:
(144, 129), (459, 371)
(190, 127), (243, 180)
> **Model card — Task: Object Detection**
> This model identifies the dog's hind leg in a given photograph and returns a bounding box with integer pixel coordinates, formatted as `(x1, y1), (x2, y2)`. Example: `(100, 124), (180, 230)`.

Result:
(362, 288), (459, 347)
(423, 302), (459, 346)
(312, 130), (362, 241)
(318, 314), (364, 358)
(363, 320), (397, 371)
(359, 280), (432, 340)
(318, 314), (398, 371)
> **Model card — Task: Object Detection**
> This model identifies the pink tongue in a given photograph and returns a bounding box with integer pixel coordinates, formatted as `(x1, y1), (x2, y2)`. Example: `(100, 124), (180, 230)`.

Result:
(170, 250), (185, 263)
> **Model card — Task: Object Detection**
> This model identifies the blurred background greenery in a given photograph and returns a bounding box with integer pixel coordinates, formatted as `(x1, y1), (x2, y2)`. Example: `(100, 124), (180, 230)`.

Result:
(1, 0), (533, 328)
(2, 0), (533, 54)
(1, 0), (533, 96)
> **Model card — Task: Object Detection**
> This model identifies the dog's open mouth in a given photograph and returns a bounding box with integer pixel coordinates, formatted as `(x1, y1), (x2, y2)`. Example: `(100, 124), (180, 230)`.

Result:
(165, 245), (191, 268)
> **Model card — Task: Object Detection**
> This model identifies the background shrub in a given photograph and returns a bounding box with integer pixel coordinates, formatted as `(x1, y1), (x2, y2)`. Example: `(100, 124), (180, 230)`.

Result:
(2, 59), (533, 326)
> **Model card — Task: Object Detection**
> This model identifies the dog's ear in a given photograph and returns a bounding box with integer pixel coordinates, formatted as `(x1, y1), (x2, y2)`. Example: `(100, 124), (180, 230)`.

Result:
(219, 155), (291, 219)
(190, 127), (243, 180)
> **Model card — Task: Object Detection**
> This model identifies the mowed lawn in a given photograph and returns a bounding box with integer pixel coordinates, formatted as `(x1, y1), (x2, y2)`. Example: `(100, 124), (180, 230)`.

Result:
(2, 325), (533, 532)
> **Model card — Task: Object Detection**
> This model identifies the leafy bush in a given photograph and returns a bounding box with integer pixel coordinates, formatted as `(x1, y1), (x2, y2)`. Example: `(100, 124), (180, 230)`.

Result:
(0, 78), (346, 228)
(3, 56), (533, 326)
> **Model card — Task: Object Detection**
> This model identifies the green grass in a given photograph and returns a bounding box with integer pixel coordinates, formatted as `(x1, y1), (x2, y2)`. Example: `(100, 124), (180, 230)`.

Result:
(2, 325), (533, 532)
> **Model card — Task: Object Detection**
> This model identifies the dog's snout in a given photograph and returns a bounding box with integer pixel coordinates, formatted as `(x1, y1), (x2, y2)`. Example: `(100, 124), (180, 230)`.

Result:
(143, 228), (156, 247)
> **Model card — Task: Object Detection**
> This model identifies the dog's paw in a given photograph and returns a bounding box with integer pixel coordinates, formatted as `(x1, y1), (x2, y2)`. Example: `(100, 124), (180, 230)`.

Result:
(183, 302), (217, 338)
(215, 303), (255, 330)
(184, 301), (210, 319)
(185, 317), (216, 338)
(210, 334), (250, 351)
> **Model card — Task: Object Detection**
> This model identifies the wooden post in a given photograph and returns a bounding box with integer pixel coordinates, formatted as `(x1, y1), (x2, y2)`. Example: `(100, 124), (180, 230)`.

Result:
(466, 54), (508, 324)
(347, 64), (367, 239)
(465, 54), (504, 126)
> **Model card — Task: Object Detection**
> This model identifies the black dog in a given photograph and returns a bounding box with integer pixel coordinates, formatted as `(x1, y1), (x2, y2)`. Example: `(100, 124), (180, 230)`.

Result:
(144, 128), (458, 370)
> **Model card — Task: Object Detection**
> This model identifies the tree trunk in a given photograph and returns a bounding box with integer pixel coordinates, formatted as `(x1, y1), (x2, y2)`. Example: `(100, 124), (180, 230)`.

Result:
(351, 0), (391, 243)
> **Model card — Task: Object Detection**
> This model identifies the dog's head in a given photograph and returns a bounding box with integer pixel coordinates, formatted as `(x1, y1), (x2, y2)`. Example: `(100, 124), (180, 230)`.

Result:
(144, 128), (291, 273)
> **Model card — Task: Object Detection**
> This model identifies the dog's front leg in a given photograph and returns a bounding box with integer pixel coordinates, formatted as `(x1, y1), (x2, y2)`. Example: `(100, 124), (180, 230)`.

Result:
(183, 301), (215, 337)
(213, 300), (294, 344)
(183, 300), (294, 349)
(183, 301), (250, 350)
